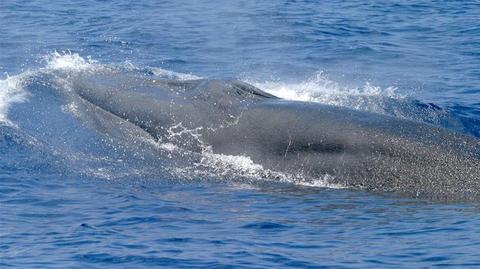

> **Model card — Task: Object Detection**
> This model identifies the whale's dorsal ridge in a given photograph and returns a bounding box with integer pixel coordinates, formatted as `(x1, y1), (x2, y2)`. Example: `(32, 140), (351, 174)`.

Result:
(229, 80), (279, 99)
(187, 79), (279, 102)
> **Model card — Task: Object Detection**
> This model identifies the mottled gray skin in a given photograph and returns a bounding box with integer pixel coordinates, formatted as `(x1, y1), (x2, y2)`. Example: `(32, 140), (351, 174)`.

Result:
(70, 71), (480, 201)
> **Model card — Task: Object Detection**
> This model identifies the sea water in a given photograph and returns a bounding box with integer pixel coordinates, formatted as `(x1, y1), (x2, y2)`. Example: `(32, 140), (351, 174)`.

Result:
(1, 1), (480, 268)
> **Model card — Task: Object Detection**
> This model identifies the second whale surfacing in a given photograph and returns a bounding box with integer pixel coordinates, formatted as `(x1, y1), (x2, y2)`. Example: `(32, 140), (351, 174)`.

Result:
(66, 70), (480, 201)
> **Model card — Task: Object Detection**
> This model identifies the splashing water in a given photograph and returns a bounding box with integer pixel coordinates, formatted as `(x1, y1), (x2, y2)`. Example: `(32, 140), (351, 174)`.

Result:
(44, 51), (101, 72)
(0, 73), (30, 126)
(248, 71), (402, 112)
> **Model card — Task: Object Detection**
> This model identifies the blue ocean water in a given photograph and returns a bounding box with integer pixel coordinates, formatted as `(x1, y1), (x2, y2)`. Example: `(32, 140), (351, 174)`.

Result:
(1, 0), (480, 268)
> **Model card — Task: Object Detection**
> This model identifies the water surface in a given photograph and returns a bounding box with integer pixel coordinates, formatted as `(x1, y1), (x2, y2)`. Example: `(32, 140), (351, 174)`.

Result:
(1, 1), (480, 268)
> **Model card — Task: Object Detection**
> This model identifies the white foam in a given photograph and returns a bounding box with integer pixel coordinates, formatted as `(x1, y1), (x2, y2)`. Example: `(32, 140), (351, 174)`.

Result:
(44, 51), (101, 72)
(150, 67), (201, 80)
(298, 174), (345, 189)
(197, 151), (344, 189)
(0, 73), (30, 126)
(61, 102), (79, 115)
(157, 142), (180, 152)
(0, 52), (108, 126)
(200, 152), (269, 177)
(247, 71), (401, 111)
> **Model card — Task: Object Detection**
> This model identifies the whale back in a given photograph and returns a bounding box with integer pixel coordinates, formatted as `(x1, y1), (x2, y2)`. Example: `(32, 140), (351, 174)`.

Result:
(67, 71), (480, 201)
(71, 72), (277, 132)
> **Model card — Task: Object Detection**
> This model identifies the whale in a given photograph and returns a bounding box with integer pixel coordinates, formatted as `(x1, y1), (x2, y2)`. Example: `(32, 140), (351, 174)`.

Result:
(65, 70), (480, 201)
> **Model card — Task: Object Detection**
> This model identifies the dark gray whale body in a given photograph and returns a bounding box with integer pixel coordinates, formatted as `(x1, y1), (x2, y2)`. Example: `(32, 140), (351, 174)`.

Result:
(69, 71), (480, 201)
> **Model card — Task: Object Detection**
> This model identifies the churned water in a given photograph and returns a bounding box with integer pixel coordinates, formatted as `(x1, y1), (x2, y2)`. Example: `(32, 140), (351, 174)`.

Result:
(1, 1), (480, 268)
